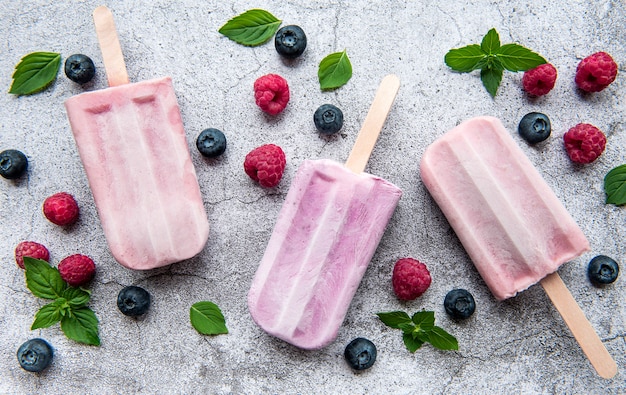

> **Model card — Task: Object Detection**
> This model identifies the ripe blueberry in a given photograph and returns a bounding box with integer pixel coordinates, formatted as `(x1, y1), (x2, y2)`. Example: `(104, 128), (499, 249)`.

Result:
(314, 104), (344, 135)
(444, 289), (476, 319)
(196, 128), (227, 158)
(17, 338), (53, 372)
(275, 25), (307, 59)
(0, 149), (28, 179)
(344, 337), (377, 371)
(117, 286), (151, 316)
(588, 255), (619, 285)
(518, 112), (551, 144)
(65, 54), (96, 84)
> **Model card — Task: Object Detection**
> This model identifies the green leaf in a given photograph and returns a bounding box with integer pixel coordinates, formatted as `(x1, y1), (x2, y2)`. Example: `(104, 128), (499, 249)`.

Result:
(398, 322), (416, 335)
(24, 257), (67, 300)
(481, 28), (501, 54)
(496, 43), (546, 72)
(190, 301), (228, 335)
(218, 9), (281, 46)
(60, 307), (100, 346)
(604, 164), (626, 205)
(318, 50), (353, 90)
(444, 45), (486, 72)
(9, 52), (61, 95)
(31, 301), (63, 330)
(63, 287), (91, 308)
(411, 311), (435, 331)
(481, 67), (503, 97)
(376, 311), (412, 329)
(403, 332), (424, 353)
(427, 326), (459, 351)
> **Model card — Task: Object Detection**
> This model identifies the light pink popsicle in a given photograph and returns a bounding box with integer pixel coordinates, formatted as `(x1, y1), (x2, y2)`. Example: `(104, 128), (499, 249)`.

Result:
(65, 77), (209, 270)
(420, 116), (589, 300)
(248, 159), (401, 349)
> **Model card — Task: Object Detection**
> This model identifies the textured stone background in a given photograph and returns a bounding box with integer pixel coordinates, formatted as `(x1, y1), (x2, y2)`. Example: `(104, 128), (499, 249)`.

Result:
(1, 1), (624, 393)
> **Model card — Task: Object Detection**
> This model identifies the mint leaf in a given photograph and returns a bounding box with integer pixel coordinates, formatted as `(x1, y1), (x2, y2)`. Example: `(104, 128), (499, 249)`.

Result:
(411, 311), (435, 331)
(218, 9), (281, 46)
(444, 45), (485, 72)
(481, 68), (503, 97)
(24, 257), (66, 300)
(427, 326), (459, 350)
(604, 164), (626, 205)
(376, 311), (412, 329)
(60, 307), (100, 346)
(496, 43), (546, 72)
(9, 52), (61, 95)
(63, 287), (91, 308)
(318, 50), (352, 90)
(31, 301), (64, 330)
(481, 28), (501, 54)
(190, 301), (228, 335)
(403, 332), (424, 353)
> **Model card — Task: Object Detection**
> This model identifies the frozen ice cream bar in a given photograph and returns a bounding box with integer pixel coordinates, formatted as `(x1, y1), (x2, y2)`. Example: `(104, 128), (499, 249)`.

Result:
(64, 7), (209, 270)
(248, 75), (401, 349)
(420, 116), (616, 378)
(420, 116), (589, 300)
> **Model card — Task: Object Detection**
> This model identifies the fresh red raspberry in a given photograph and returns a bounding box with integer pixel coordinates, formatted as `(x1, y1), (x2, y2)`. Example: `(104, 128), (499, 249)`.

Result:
(58, 254), (96, 287)
(392, 258), (432, 301)
(254, 74), (290, 115)
(563, 123), (607, 164)
(15, 241), (50, 269)
(522, 63), (558, 96)
(575, 52), (618, 92)
(244, 144), (286, 188)
(43, 192), (79, 226)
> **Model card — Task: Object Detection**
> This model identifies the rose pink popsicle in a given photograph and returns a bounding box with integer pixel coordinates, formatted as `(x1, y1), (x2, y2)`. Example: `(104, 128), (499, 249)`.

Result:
(420, 116), (616, 379)
(64, 7), (209, 270)
(248, 75), (401, 350)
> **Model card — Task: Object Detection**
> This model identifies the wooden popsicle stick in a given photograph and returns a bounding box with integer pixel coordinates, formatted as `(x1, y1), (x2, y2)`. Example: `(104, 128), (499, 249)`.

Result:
(540, 272), (618, 379)
(93, 6), (129, 87)
(345, 74), (400, 173)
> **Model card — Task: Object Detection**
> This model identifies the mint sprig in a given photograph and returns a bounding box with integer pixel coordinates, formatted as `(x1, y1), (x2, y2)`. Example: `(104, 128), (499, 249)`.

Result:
(318, 50), (353, 90)
(604, 164), (626, 206)
(445, 28), (546, 97)
(377, 310), (458, 352)
(23, 257), (100, 346)
(218, 9), (282, 46)
(190, 301), (228, 335)
(9, 52), (61, 95)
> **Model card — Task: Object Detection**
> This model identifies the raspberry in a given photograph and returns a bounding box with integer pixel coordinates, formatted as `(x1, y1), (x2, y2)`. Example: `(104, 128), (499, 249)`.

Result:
(563, 123), (607, 164)
(575, 52), (618, 92)
(254, 74), (290, 115)
(58, 254), (96, 287)
(15, 241), (50, 269)
(392, 258), (432, 301)
(522, 63), (557, 96)
(43, 192), (79, 226)
(244, 144), (286, 188)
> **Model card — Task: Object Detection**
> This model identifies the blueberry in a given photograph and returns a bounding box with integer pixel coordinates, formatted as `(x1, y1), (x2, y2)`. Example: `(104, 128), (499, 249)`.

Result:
(314, 104), (344, 135)
(17, 338), (53, 372)
(0, 149), (28, 179)
(518, 112), (551, 144)
(65, 54), (96, 84)
(588, 255), (620, 285)
(444, 289), (476, 319)
(117, 286), (151, 316)
(274, 25), (307, 59)
(344, 337), (377, 371)
(196, 128), (227, 158)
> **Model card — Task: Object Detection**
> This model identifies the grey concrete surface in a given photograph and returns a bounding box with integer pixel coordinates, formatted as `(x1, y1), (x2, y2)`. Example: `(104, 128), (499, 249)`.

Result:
(1, 1), (624, 393)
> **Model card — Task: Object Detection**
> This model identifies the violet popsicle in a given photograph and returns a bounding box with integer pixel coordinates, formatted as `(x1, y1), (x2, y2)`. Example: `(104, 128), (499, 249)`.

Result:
(64, 7), (209, 270)
(420, 116), (616, 378)
(248, 75), (401, 350)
